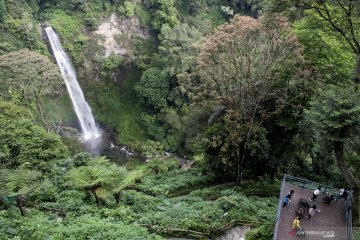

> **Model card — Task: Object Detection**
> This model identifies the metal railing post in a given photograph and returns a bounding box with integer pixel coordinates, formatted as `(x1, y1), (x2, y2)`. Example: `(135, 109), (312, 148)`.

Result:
(273, 174), (286, 240)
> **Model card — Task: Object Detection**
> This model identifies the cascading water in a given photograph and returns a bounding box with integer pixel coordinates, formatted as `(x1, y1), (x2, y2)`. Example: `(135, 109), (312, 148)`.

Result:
(45, 26), (101, 140)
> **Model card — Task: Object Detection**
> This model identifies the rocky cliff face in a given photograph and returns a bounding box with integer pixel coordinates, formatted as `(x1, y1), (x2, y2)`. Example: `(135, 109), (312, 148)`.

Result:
(94, 13), (149, 58)
(78, 12), (150, 85)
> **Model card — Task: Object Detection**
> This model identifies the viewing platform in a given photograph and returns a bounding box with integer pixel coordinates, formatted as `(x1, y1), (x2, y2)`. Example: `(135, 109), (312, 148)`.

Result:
(273, 175), (353, 240)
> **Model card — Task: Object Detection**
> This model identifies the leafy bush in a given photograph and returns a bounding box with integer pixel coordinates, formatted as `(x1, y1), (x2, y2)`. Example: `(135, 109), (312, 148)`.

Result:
(118, 1), (135, 17)
(0, 101), (68, 171)
(49, 10), (88, 65)
(144, 157), (178, 174)
(246, 223), (274, 240)
(118, 189), (276, 235)
(136, 168), (213, 195)
(0, 209), (162, 240)
(135, 67), (169, 110)
(28, 180), (59, 202)
(134, 3), (150, 27)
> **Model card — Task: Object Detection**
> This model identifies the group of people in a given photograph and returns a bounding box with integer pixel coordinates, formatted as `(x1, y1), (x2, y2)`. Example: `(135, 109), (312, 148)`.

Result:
(285, 186), (350, 235)
(310, 186), (349, 203)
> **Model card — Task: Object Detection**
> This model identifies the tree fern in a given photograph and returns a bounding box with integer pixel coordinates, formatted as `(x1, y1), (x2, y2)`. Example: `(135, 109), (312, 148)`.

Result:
(0, 168), (44, 196)
(0, 167), (46, 216)
(66, 157), (128, 205)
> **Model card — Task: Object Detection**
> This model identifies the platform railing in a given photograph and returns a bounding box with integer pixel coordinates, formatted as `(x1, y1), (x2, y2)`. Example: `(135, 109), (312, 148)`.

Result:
(273, 174), (286, 240)
(273, 174), (351, 240)
(345, 191), (353, 240)
(284, 175), (339, 195)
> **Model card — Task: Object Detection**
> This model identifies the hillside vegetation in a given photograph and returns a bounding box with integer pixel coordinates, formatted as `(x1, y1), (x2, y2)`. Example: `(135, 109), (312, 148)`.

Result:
(1, 0), (360, 239)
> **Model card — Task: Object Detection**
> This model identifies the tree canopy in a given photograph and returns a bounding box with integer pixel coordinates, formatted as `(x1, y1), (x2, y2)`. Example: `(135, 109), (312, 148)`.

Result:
(0, 100), (68, 171)
(181, 15), (303, 184)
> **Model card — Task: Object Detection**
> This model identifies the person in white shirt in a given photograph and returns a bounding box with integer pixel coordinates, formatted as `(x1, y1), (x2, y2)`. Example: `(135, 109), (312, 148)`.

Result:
(335, 187), (349, 202)
(310, 187), (321, 201)
(308, 205), (317, 219)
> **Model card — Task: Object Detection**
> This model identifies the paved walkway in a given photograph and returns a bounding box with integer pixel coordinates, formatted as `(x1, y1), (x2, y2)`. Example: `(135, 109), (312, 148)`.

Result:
(214, 225), (250, 240)
(276, 183), (347, 240)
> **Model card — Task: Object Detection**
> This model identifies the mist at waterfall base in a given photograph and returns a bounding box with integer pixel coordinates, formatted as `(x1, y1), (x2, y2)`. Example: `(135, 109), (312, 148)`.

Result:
(45, 26), (102, 154)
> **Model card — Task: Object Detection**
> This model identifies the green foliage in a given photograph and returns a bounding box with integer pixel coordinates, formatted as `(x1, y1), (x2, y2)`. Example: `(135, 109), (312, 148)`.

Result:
(304, 84), (360, 143)
(0, 0), (5, 22)
(0, 0), (44, 52)
(0, 49), (63, 105)
(144, 157), (178, 174)
(119, 189), (276, 234)
(99, 54), (124, 79)
(118, 1), (135, 17)
(136, 168), (213, 195)
(174, 0), (206, 15)
(134, 3), (151, 27)
(28, 180), (59, 202)
(294, 10), (354, 84)
(141, 140), (165, 158)
(41, 95), (77, 128)
(0, 209), (162, 240)
(84, 12), (99, 30)
(199, 5), (227, 27)
(0, 101), (68, 171)
(49, 10), (88, 65)
(135, 67), (170, 110)
(0, 168), (45, 196)
(246, 223), (274, 240)
(89, 68), (147, 147)
(67, 157), (128, 200)
(144, 0), (179, 30)
(158, 23), (202, 76)
(189, 178), (280, 198)
(49, 10), (82, 44)
(0, 1), (290, 239)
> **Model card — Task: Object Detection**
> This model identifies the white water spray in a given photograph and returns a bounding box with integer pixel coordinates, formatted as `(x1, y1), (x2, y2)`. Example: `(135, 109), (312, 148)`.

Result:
(45, 26), (101, 140)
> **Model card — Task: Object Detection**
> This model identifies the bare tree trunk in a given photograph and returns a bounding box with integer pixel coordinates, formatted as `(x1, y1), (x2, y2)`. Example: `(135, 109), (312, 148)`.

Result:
(354, 54), (360, 85)
(333, 140), (360, 217)
(236, 104), (258, 185)
(114, 192), (121, 205)
(16, 194), (25, 216)
(21, 90), (37, 125)
(35, 94), (48, 129)
(92, 190), (100, 206)
(236, 146), (241, 185)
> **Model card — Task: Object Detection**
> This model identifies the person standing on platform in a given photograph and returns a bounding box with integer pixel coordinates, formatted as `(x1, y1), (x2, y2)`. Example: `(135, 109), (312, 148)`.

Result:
(288, 190), (295, 202)
(336, 187), (349, 202)
(291, 216), (302, 236)
(310, 187), (321, 201)
(308, 205), (317, 219)
(283, 194), (291, 209)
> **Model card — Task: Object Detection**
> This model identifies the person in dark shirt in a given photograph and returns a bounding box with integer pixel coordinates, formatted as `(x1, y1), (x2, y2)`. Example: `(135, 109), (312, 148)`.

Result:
(283, 194), (291, 209)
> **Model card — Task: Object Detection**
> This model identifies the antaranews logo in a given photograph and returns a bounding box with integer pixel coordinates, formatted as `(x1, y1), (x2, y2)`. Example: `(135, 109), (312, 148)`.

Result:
(288, 229), (335, 238)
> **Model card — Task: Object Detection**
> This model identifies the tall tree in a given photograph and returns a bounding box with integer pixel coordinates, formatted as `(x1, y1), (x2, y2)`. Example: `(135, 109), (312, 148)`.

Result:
(268, 0), (360, 210)
(304, 84), (360, 213)
(0, 100), (68, 171)
(181, 15), (303, 184)
(0, 49), (63, 125)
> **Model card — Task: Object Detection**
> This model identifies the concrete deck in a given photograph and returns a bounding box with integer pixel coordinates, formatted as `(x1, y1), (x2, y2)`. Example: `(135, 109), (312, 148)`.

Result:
(276, 183), (347, 240)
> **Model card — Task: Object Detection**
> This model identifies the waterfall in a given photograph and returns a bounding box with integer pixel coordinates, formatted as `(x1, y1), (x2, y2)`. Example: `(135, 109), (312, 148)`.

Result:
(45, 26), (101, 140)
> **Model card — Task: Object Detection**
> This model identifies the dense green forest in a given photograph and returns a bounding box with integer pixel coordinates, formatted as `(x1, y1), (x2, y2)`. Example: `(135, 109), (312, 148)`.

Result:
(1, 0), (360, 239)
